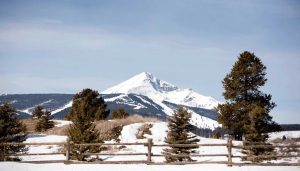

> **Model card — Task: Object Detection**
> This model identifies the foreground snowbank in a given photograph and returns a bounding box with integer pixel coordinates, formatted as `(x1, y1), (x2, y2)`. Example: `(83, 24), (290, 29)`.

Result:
(4, 122), (300, 165)
(20, 134), (67, 161)
(1, 162), (299, 171)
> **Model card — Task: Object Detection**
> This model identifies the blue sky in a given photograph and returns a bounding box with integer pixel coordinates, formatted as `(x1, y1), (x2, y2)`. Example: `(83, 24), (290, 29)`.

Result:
(0, 0), (299, 124)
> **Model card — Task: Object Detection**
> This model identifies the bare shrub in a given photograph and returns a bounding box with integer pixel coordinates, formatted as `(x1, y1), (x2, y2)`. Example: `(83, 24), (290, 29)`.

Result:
(22, 119), (70, 135)
(136, 124), (153, 139)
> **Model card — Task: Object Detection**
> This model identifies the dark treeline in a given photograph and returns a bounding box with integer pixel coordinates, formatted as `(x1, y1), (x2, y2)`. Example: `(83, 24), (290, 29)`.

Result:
(280, 124), (300, 131)
(190, 125), (229, 138)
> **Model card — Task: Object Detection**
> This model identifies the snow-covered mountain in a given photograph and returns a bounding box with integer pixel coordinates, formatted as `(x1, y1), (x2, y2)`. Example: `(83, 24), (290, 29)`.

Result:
(103, 72), (221, 129)
(103, 72), (219, 110)
(0, 72), (222, 130)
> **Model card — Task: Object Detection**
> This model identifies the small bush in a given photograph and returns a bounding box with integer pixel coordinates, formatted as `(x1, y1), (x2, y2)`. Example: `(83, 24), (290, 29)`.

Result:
(35, 110), (54, 132)
(213, 131), (221, 139)
(111, 108), (129, 119)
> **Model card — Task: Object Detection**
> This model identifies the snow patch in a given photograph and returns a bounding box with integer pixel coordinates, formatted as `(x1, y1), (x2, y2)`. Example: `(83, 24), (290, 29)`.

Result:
(20, 99), (55, 115)
(51, 101), (73, 114)
(268, 131), (300, 141)
(53, 120), (72, 127)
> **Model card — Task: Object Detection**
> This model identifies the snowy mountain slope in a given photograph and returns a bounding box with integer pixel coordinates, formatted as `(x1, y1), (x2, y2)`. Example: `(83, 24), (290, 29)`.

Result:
(20, 99), (54, 114)
(102, 93), (167, 119)
(104, 94), (220, 129)
(103, 72), (221, 129)
(51, 101), (73, 114)
(103, 72), (220, 110)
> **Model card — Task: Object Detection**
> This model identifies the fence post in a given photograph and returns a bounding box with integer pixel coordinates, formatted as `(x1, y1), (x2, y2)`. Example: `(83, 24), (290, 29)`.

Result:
(3, 145), (6, 161)
(65, 138), (70, 161)
(227, 136), (233, 167)
(147, 138), (153, 163)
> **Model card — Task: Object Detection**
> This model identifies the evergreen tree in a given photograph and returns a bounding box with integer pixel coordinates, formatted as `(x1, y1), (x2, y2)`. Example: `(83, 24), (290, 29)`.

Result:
(68, 114), (101, 161)
(163, 107), (199, 162)
(35, 110), (54, 132)
(67, 89), (103, 161)
(213, 131), (221, 139)
(217, 51), (281, 161)
(32, 106), (44, 119)
(111, 108), (129, 119)
(110, 125), (123, 143)
(65, 88), (110, 121)
(0, 103), (27, 161)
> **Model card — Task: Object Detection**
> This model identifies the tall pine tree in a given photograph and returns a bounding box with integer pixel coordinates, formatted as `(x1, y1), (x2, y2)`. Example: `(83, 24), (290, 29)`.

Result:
(217, 51), (281, 161)
(65, 88), (110, 121)
(163, 107), (199, 162)
(67, 89), (103, 161)
(0, 103), (27, 161)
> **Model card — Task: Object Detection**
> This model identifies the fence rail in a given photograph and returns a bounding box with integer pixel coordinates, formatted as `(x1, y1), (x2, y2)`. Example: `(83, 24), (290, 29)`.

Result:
(1, 138), (300, 166)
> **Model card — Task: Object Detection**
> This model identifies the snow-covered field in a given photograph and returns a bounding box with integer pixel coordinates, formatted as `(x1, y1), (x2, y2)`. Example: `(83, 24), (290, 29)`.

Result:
(53, 120), (72, 127)
(1, 162), (299, 171)
(1, 122), (299, 171)
(269, 131), (300, 141)
(20, 134), (67, 161)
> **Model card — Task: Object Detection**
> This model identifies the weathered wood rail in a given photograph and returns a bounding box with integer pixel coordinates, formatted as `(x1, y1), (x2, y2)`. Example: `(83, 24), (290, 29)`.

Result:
(1, 138), (300, 166)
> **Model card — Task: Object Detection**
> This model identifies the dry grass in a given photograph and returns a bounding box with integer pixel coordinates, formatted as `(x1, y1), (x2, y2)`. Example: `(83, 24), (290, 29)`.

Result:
(96, 114), (158, 130)
(21, 119), (69, 135)
(21, 119), (38, 133)
(44, 124), (69, 135)
(22, 115), (159, 139)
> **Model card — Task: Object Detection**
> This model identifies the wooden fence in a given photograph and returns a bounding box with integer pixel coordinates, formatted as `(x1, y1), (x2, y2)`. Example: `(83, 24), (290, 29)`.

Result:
(1, 138), (300, 166)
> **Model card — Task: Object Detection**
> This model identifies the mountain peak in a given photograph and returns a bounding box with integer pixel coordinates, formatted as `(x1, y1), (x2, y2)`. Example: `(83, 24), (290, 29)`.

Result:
(133, 72), (155, 82)
(103, 72), (178, 94)
(138, 71), (153, 78)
